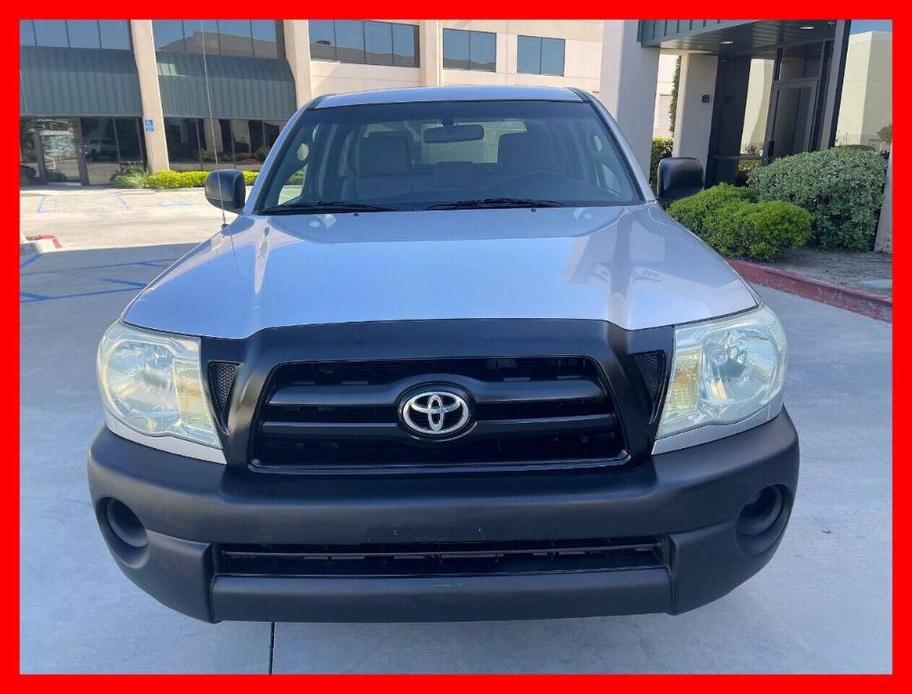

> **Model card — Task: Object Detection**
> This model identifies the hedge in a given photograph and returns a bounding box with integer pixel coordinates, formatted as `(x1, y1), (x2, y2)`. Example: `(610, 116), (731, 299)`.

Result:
(747, 147), (887, 250)
(667, 185), (811, 261)
(665, 183), (754, 238)
(113, 169), (259, 189)
(649, 136), (674, 191)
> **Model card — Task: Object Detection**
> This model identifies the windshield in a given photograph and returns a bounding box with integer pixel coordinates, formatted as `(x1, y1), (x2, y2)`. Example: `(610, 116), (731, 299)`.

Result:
(256, 99), (641, 212)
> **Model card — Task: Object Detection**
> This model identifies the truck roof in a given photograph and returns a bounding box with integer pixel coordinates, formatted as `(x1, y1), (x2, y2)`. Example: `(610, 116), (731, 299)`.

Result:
(314, 85), (584, 109)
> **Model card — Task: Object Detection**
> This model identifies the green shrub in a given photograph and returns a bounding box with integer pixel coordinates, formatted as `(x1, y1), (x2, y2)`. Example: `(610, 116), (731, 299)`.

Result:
(112, 169), (259, 189)
(666, 183), (754, 238)
(649, 136), (674, 191)
(111, 168), (151, 188)
(747, 147), (887, 250)
(703, 200), (812, 261)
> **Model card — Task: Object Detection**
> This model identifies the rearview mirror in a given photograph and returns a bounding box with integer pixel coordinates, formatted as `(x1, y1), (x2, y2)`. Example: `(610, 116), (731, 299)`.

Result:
(423, 124), (484, 144)
(205, 169), (246, 214)
(656, 157), (704, 207)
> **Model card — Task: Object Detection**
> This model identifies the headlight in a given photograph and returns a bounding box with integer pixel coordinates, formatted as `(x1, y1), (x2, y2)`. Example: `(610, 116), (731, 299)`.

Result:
(97, 322), (220, 449)
(656, 305), (787, 448)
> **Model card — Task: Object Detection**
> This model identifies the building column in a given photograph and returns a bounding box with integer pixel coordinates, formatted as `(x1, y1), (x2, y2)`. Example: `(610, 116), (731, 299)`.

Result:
(598, 21), (660, 175)
(874, 150), (892, 252)
(284, 20), (313, 107)
(819, 20), (851, 149)
(130, 20), (169, 172)
(672, 53), (718, 172)
(420, 21), (441, 86)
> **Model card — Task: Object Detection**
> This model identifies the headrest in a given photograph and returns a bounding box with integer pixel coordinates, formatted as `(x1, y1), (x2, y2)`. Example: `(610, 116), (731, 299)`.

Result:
(357, 134), (412, 177)
(497, 130), (556, 171)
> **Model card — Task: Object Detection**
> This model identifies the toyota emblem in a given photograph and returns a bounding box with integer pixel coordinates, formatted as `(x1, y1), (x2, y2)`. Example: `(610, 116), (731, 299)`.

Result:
(399, 388), (472, 438)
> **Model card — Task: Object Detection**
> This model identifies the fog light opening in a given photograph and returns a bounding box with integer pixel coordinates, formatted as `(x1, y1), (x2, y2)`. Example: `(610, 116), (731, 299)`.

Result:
(736, 485), (789, 556)
(100, 499), (149, 567)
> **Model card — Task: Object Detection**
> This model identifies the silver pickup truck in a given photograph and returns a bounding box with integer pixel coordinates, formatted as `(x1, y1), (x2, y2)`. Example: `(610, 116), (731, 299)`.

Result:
(89, 85), (798, 623)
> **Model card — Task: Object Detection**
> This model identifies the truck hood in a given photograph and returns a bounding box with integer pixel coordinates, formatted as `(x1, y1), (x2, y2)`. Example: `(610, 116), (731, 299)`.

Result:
(124, 204), (757, 339)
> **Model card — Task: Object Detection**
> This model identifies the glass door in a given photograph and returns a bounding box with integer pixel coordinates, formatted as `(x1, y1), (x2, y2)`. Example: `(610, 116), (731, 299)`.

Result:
(36, 118), (83, 183)
(764, 79), (818, 162)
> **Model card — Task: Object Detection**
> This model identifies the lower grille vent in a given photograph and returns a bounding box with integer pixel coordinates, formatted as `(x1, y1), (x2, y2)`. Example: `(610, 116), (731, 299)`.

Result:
(215, 537), (666, 578)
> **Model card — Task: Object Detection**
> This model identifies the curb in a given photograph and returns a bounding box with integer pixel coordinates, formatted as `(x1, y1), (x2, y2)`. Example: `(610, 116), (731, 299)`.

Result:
(20, 234), (61, 257)
(728, 258), (892, 323)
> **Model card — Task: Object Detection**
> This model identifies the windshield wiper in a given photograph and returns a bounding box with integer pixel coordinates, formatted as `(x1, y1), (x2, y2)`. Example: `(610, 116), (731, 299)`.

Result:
(427, 197), (563, 210)
(259, 201), (396, 215)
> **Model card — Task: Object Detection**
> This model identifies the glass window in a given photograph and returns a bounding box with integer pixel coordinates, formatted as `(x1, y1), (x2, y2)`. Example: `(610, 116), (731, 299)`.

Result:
(33, 20), (68, 48)
(444, 29), (495, 71)
(310, 21), (418, 66)
(442, 28), (470, 70)
(258, 100), (640, 212)
(114, 118), (143, 161)
(365, 21), (393, 66)
(252, 20), (279, 59)
(165, 118), (202, 170)
(217, 20), (253, 57)
(470, 31), (496, 71)
(518, 36), (564, 75)
(19, 20), (35, 46)
(309, 20), (335, 60)
(98, 20), (130, 49)
(540, 38), (565, 76)
(392, 23), (418, 67)
(153, 20), (185, 52)
(66, 20), (100, 48)
(517, 36), (541, 74)
(334, 20), (365, 63)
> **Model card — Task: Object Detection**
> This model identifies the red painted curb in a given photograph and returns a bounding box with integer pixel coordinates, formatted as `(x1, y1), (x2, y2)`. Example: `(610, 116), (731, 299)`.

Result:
(26, 234), (62, 249)
(728, 258), (892, 323)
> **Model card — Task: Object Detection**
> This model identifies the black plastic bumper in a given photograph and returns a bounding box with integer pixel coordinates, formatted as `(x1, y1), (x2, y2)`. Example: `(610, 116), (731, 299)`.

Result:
(87, 410), (799, 623)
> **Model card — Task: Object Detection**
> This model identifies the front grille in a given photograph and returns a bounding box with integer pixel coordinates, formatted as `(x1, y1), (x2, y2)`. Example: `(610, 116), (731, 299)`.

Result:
(215, 537), (666, 578)
(250, 357), (625, 472)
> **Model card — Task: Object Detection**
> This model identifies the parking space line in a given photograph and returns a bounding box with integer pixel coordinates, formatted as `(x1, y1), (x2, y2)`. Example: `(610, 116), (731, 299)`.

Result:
(20, 287), (139, 303)
(19, 254), (42, 269)
(102, 278), (148, 288)
(20, 291), (50, 301)
(21, 258), (178, 276)
(36, 195), (48, 213)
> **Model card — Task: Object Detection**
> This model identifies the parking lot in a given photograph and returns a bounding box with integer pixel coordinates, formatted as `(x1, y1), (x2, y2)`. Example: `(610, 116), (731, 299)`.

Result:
(20, 209), (891, 672)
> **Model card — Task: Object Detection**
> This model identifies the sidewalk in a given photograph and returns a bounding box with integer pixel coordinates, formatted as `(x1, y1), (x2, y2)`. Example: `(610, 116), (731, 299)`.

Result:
(729, 247), (892, 322)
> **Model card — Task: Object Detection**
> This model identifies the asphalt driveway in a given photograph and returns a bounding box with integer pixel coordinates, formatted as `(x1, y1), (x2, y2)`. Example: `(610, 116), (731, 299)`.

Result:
(20, 243), (892, 673)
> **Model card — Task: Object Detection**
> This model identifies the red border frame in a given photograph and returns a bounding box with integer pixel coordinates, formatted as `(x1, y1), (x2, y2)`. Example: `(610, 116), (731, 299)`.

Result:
(8, 3), (901, 683)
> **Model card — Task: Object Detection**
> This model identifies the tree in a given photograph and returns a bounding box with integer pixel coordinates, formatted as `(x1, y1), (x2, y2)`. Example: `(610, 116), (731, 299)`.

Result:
(669, 56), (681, 135)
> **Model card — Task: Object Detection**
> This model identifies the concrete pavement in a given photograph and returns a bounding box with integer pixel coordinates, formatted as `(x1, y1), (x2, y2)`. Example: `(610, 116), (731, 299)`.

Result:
(20, 244), (891, 673)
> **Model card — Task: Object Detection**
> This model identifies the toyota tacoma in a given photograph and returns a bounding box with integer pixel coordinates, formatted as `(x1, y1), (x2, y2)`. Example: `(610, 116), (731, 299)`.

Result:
(89, 86), (798, 622)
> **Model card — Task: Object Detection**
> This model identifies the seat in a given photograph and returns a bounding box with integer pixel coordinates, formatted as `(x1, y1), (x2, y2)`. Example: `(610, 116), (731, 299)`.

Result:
(346, 133), (415, 202)
(497, 129), (558, 173)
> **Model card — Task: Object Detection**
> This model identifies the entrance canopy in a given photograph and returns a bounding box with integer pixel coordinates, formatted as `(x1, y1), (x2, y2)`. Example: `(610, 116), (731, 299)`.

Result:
(639, 20), (837, 55)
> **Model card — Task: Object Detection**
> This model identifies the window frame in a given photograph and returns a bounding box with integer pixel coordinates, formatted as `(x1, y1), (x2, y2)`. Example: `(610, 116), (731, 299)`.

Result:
(22, 20), (132, 50)
(443, 28), (497, 72)
(309, 20), (420, 68)
(152, 19), (281, 59)
(517, 34), (565, 76)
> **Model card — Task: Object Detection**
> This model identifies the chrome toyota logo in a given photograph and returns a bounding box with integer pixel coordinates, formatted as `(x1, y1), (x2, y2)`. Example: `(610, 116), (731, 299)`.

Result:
(400, 388), (472, 438)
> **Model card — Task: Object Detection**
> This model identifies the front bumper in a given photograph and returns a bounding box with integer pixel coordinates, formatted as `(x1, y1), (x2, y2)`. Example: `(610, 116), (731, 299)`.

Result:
(88, 410), (799, 623)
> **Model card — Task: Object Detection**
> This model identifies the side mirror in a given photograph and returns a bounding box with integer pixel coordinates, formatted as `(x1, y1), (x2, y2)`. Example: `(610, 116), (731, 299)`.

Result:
(205, 169), (246, 214)
(656, 157), (704, 207)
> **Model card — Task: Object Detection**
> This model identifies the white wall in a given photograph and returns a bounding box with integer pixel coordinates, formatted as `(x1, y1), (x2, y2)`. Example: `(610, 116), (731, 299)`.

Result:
(305, 20), (604, 97)
(836, 31), (893, 149)
(672, 53), (718, 170)
(653, 53), (678, 138)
